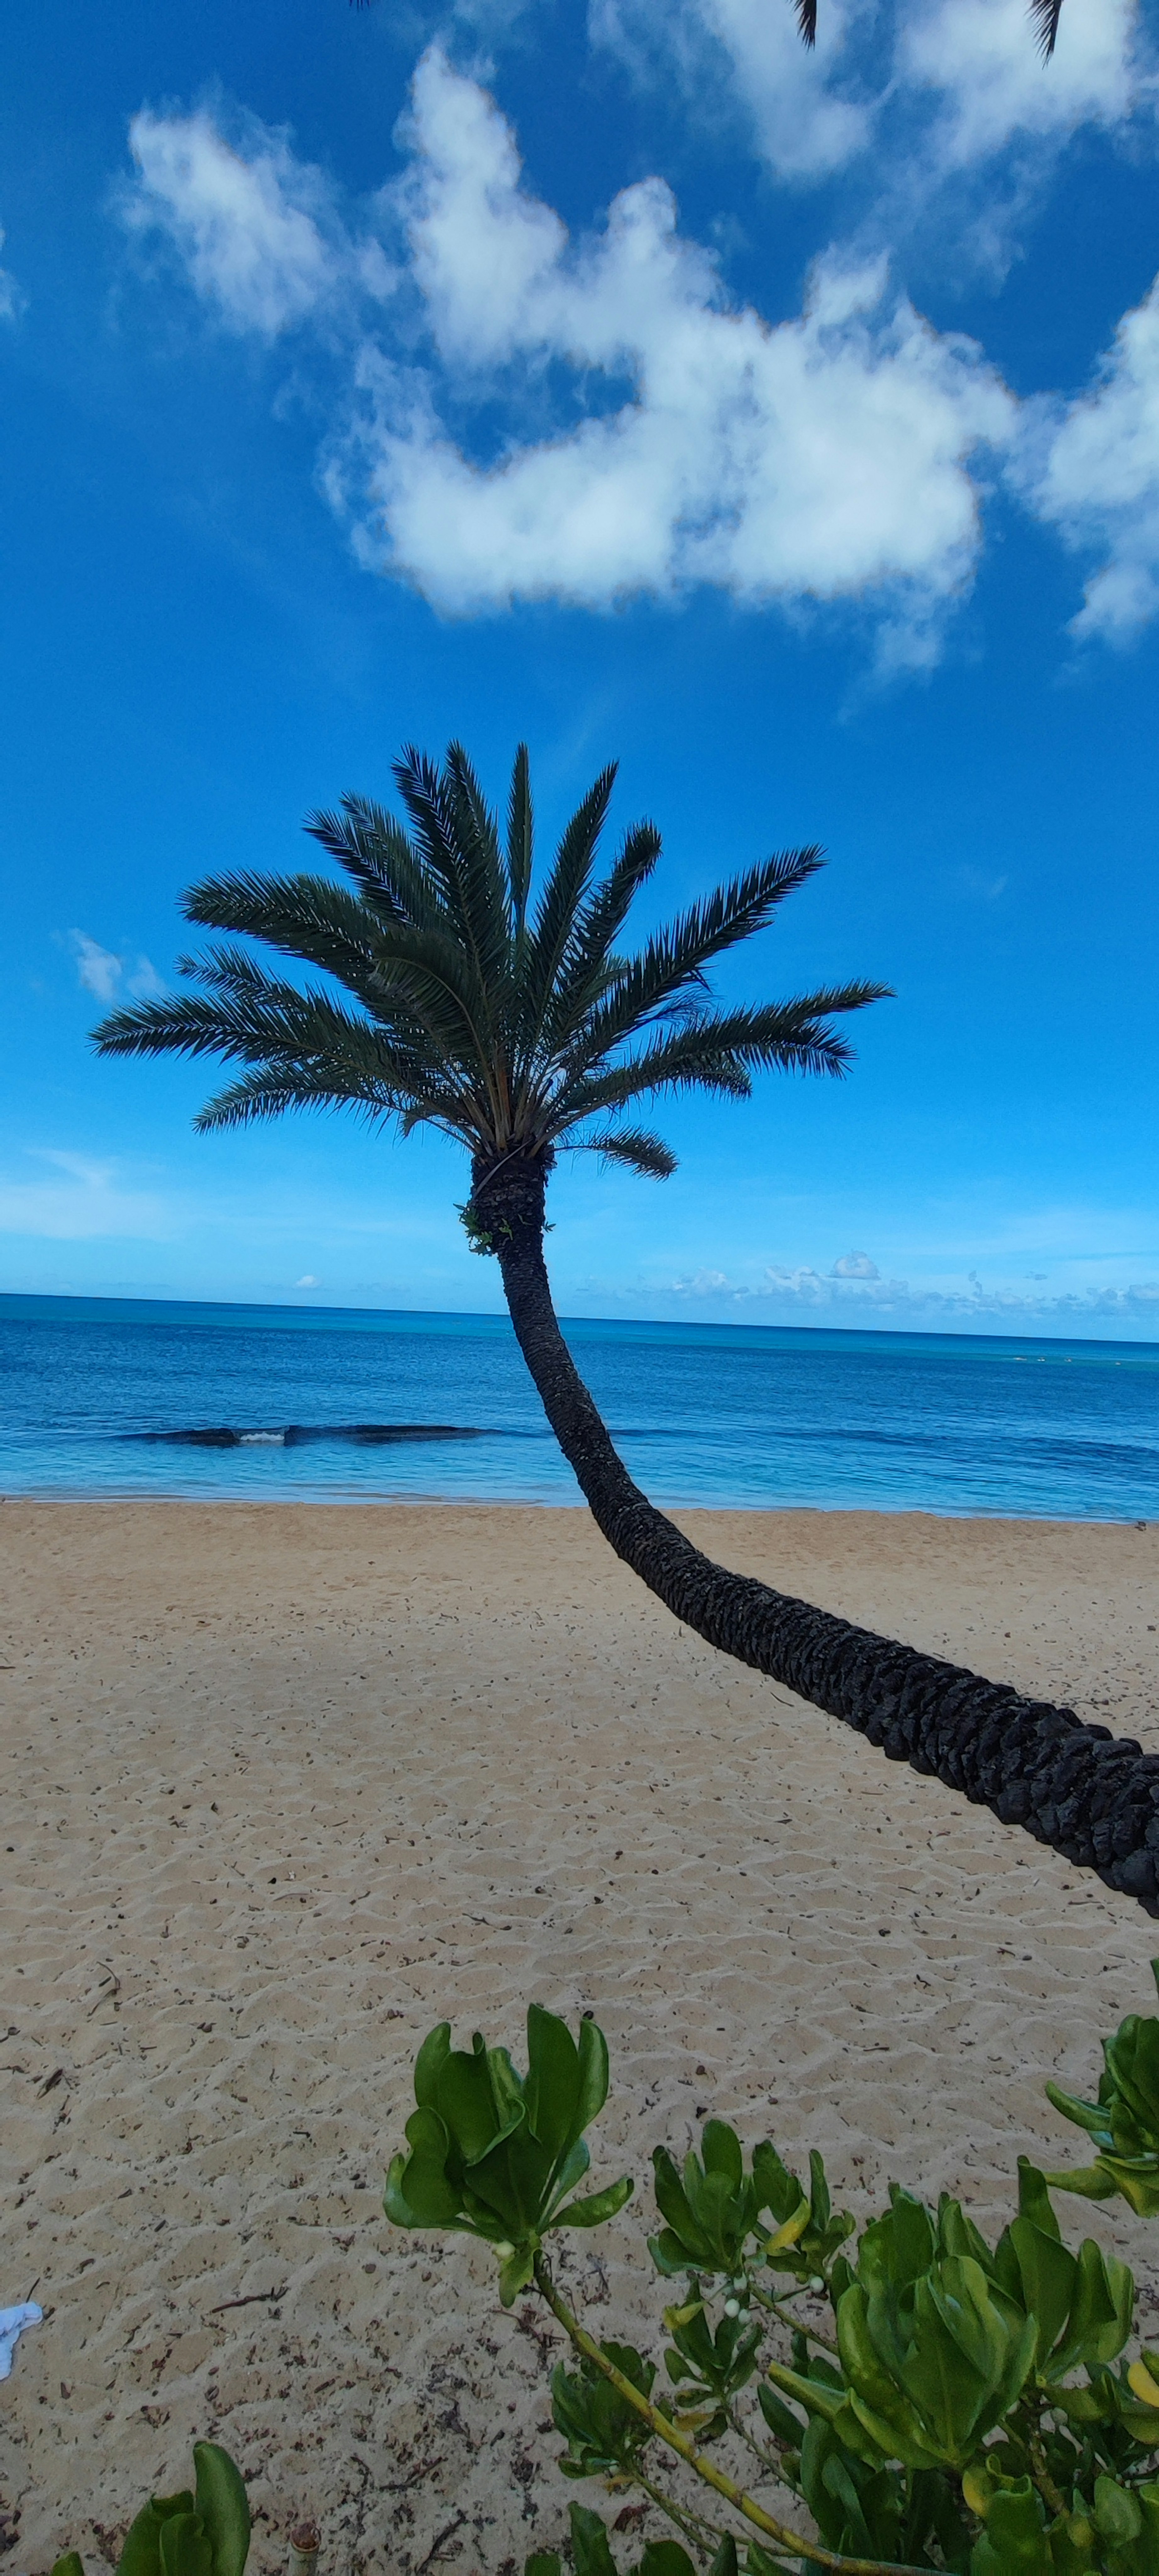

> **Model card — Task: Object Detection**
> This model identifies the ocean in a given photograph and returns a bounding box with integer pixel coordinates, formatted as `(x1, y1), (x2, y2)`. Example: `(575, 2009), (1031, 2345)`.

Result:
(1, 1292), (1157, 1517)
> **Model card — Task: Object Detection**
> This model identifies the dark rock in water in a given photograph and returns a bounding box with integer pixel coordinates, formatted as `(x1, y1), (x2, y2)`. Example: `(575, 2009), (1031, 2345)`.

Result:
(131, 1422), (484, 1447)
(141, 1426), (243, 1447)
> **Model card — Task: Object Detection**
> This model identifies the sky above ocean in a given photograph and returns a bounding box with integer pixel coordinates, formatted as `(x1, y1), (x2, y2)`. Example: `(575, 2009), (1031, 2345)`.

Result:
(0, 0), (1157, 1339)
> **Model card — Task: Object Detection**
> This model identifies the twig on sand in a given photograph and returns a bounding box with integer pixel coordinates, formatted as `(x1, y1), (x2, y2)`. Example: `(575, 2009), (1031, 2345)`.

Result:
(209, 2285), (289, 2314)
(415, 2511), (467, 2573)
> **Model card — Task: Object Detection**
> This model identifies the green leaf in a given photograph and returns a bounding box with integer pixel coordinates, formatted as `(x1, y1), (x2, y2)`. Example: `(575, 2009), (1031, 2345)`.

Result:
(1046, 2236), (1133, 2381)
(552, 2175), (634, 2230)
(969, 2479), (1052, 2576)
(51, 2556), (86, 2576)
(192, 2447), (250, 2576)
(551, 2343), (655, 2480)
(157, 2515), (213, 2576)
(998, 2210), (1076, 2372)
(384, 2107), (464, 2229)
(1093, 2475), (1143, 2545)
(413, 2023), (452, 2109)
(701, 2123), (743, 2191)
(706, 2540), (737, 2576)
(119, 2500), (193, 2576)
(638, 2546), (697, 2576)
(764, 2361), (846, 2432)
(499, 2244), (537, 2307)
(648, 2230), (696, 2278)
(757, 2382), (805, 2445)
(573, 2018), (611, 2140)
(525, 2006), (582, 2164)
(524, 2558), (560, 2576)
(808, 2150), (831, 2234)
(438, 2039), (524, 2166)
(858, 2192), (936, 2299)
(751, 2141), (802, 2227)
(567, 2505), (618, 2576)
(651, 2150), (709, 2266)
(1040, 2157), (1120, 2203)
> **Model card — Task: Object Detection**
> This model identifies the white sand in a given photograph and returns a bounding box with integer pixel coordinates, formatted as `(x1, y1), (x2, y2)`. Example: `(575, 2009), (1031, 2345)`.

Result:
(3, 1502), (1159, 2575)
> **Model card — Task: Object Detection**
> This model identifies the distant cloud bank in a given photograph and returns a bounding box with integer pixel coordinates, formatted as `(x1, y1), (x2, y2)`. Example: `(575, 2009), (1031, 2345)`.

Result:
(668, 1259), (1159, 1332)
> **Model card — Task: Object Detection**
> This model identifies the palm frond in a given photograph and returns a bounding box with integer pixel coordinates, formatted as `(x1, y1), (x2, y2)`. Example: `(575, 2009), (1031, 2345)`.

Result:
(91, 976), (436, 1091)
(559, 847), (828, 1081)
(575, 1126), (678, 1179)
(795, 0), (818, 44)
(444, 740), (514, 983)
(305, 797), (448, 932)
(1028, 0), (1063, 55)
(507, 743), (533, 929)
(181, 870), (389, 993)
(549, 988), (886, 1132)
(542, 822), (662, 1056)
(393, 744), (511, 1013)
(515, 765), (618, 1066)
(193, 1066), (401, 1132)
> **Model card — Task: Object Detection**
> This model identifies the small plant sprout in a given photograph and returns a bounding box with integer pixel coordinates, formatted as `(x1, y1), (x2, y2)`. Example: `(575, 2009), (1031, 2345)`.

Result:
(384, 2004), (633, 2305)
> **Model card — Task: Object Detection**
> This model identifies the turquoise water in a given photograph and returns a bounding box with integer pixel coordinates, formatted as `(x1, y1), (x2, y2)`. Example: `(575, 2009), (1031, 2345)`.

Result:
(1, 1292), (1157, 1516)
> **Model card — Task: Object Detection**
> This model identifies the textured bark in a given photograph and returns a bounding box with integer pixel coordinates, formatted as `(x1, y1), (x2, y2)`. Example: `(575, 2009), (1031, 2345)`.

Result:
(471, 1152), (1159, 1915)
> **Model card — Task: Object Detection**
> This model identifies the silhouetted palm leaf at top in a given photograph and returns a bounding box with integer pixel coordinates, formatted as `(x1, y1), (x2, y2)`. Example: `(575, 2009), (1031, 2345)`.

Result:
(92, 744), (1159, 1909)
(351, 0), (1065, 60)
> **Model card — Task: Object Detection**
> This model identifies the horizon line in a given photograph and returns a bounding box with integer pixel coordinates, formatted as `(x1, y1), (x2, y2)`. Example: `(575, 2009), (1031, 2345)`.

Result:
(1, 1287), (1157, 1357)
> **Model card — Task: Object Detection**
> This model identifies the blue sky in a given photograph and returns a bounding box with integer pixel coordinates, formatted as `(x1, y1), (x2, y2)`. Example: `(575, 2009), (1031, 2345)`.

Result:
(1, 0), (1157, 1336)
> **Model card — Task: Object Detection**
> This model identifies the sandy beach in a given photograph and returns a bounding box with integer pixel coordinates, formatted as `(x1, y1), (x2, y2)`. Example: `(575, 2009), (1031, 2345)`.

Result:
(3, 1500), (1159, 2576)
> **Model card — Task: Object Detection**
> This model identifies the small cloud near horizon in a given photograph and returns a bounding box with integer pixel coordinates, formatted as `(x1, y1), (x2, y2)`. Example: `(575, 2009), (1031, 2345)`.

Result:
(831, 1248), (880, 1277)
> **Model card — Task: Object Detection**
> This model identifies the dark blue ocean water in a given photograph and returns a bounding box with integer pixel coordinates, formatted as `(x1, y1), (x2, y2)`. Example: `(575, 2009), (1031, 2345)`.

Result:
(1, 1293), (1158, 1516)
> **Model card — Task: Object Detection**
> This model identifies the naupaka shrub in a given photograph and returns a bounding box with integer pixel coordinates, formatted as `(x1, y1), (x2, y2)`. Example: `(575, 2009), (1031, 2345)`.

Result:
(384, 1969), (1159, 2575)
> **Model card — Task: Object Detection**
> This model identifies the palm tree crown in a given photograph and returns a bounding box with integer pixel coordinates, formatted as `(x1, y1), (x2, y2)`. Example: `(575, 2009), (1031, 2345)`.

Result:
(93, 742), (887, 1203)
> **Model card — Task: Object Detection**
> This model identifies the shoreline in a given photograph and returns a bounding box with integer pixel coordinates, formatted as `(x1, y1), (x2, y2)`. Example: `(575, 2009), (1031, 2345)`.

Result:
(0, 1487), (1154, 1519)
(3, 1503), (1159, 2571)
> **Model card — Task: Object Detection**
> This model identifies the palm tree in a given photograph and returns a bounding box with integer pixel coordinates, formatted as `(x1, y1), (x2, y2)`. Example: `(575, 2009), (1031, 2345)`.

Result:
(92, 743), (1159, 1909)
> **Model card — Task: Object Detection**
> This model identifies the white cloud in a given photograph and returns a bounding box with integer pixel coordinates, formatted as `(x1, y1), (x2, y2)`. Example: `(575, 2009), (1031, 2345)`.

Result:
(0, 225), (21, 322)
(123, 54), (1159, 661)
(670, 1255), (1159, 1329)
(69, 932), (164, 1003)
(898, 0), (1143, 170)
(122, 107), (394, 337)
(333, 48), (1014, 643)
(1017, 268), (1159, 641)
(0, 1152), (172, 1242)
(70, 931), (123, 1002)
(591, 0), (872, 182)
(831, 1248), (880, 1276)
(591, 0), (1150, 215)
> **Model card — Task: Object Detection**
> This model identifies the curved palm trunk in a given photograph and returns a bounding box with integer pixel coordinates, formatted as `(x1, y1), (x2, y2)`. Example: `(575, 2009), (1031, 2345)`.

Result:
(474, 1156), (1159, 1915)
